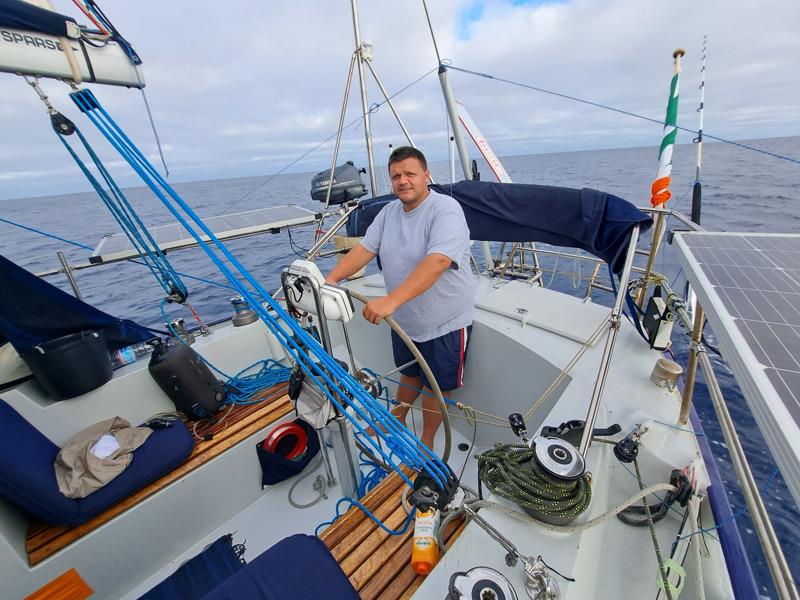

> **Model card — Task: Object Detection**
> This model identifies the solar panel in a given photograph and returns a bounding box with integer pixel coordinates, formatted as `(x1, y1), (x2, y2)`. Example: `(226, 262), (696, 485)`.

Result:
(674, 232), (800, 506)
(91, 205), (321, 264)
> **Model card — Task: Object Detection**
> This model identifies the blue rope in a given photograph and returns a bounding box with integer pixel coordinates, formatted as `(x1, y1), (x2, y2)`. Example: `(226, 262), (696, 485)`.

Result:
(653, 419), (707, 437)
(4, 218), (227, 291)
(315, 497), (416, 538)
(158, 298), (291, 404)
(54, 118), (187, 300)
(671, 467), (781, 549)
(357, 449), (389, 497)
(73, 88), (449, 490)
(0, 216), (94, 251)
(0, 215), (239, 292)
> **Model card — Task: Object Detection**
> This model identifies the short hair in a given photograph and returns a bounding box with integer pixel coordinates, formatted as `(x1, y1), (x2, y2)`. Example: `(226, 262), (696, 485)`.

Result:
(388, 146), (428, 170)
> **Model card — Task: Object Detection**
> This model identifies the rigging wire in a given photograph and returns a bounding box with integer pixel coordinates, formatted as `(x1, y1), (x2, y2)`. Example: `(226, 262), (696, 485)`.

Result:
(0, 215), (238, 292)
(445, 64), (800, 166)
(219, 66), (439, 215)
(420, 0), (442, 65)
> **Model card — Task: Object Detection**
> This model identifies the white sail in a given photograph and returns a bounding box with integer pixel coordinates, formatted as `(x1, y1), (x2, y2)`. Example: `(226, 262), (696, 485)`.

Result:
(0, 26), (144, 87)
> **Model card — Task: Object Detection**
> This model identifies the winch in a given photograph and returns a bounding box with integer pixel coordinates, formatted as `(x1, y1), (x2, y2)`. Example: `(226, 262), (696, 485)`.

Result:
(477, 415), (593, 525)
(448, 567), (518, 600)
(530, 436), (584, 481)
(449, 501), (564, 600)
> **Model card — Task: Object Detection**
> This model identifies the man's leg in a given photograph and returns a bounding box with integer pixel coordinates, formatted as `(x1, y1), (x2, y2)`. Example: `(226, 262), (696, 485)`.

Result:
(417, 325), (471, 451)
(419, 386), (444, 451)
(393, 373), (423, 423)
(366, 373), (422, 436)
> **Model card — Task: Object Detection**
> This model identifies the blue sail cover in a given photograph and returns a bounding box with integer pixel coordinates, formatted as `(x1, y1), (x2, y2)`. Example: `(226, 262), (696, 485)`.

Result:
(0, 255), (155, 353)
(0, 0), (78, 38)
(346, 180), (652, 274)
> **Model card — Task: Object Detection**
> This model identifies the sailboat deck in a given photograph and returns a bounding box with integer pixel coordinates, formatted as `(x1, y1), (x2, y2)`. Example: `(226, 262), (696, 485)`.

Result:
(320, 470), (466, 599)
(25, 384), (291, 567)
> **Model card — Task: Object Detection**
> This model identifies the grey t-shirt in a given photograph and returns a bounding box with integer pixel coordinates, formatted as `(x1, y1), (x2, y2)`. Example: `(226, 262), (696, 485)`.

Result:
(360, 189), (475, 342)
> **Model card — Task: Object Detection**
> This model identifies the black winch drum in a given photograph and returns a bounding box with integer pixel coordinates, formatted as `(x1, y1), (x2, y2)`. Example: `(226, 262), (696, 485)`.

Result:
(20, 330), (113, 400)
(148, 342), (224, 420)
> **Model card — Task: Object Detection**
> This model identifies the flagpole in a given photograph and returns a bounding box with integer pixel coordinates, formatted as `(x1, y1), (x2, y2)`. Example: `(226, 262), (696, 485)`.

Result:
(638, 48), (685, 308)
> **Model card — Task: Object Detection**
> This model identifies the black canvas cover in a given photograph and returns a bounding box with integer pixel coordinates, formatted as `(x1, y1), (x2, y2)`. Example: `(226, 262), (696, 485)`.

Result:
(346, 180), (652, 273)
(0, 0), (78, 38)
(0, 254), (155, 353)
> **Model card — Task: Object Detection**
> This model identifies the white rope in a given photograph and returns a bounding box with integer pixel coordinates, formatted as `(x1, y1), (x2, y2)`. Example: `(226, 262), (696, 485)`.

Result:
(466, 482), (678, 534)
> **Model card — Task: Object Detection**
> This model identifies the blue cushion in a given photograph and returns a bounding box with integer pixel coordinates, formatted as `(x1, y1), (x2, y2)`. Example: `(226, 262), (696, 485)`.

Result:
(201, 534), (360, 600)
(0, 399), (78, 524)
(75, 418), (195, 522)
(0, 399), (195, 526)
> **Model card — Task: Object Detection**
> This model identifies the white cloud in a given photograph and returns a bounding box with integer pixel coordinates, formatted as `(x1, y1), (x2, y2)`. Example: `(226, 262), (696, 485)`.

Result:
(0, 0), (797, 201)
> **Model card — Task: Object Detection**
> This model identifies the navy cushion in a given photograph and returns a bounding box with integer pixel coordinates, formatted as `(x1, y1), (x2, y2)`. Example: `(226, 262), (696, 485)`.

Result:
(75, 418), (195, 522)
(0, 399), (195, 526)
(201, 534), (359, 600)
(0, 399), (78, 524)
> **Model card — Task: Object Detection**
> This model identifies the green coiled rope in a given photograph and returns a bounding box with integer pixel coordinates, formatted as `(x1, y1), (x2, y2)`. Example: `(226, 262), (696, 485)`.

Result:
(477, 443), (592, 524)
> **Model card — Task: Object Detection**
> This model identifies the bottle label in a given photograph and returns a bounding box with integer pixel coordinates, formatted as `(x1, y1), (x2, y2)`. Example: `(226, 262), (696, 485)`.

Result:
(414, 510), (440, 539)
(112, 346), (136, 369)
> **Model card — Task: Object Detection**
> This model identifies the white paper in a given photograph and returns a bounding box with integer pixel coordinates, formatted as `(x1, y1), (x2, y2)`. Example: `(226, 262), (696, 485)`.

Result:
(90, 434), (120, 459)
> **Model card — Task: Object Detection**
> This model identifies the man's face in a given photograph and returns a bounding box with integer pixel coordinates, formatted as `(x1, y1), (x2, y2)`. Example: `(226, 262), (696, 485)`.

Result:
(389, 157), (430, 210)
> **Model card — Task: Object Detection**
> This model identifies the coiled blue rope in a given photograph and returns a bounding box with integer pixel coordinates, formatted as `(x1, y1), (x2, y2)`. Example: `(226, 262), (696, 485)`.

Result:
(314, 497), (416, 538)
(158, 298), (291, 405)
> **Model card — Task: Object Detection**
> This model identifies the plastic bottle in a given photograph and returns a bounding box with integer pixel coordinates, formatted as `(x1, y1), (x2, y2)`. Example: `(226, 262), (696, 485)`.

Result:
(411, 508), (440, 575)
(110, 342), (153, 369)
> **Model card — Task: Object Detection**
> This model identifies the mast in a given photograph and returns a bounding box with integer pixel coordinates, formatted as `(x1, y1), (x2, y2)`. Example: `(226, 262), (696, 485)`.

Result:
(350, 0), (378, 197)
(439, 66), (473, 181)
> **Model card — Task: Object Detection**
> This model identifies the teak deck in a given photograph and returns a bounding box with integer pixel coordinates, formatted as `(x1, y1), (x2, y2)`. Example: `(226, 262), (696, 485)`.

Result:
(25, 384), (291, 567)
(320, 470), (467, 600)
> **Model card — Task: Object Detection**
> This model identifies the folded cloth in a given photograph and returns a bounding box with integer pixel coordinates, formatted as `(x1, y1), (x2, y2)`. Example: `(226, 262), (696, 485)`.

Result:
(55, 416), (152, 498)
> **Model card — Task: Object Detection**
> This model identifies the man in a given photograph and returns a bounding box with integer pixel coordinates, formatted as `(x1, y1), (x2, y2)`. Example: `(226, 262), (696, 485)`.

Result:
(325, 146), (475, 451)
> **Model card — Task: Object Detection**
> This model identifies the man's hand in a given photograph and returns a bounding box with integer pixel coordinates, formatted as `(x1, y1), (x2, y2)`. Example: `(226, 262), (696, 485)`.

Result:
(362, 295), (399, 324)
(325, 244), (376, 286)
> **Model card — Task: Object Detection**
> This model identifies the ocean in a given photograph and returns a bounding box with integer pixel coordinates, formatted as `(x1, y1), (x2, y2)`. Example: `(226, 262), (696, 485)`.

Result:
(1, 134), (798, 597)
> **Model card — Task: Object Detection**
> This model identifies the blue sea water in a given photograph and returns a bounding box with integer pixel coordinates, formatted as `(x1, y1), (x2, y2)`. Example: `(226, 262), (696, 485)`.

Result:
(1, 135), (798, 597)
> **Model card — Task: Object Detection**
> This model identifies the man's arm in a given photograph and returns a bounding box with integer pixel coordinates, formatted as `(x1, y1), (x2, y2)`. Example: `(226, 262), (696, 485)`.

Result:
(325, 244), (376, 285)
(362, 253), (451, 324)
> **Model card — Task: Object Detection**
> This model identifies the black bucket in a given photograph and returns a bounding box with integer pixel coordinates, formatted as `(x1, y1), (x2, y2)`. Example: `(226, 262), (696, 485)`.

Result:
(21, 330), (113, 400)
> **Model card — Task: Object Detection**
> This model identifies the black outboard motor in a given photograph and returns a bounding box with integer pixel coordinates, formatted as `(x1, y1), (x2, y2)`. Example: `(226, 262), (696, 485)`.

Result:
(310, 161), (368, 205)
(148, 341), (225, 420)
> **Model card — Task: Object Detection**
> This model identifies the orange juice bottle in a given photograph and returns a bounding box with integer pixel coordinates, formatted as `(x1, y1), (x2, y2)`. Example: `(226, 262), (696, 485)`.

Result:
(411, 508), (440, 575)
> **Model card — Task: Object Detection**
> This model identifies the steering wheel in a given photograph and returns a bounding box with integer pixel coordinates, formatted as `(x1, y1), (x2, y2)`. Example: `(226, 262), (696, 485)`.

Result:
(348, 290), (452, 463)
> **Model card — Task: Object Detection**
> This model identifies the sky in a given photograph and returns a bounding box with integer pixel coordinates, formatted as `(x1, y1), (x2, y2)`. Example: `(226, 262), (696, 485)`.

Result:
(1, 0), (799, 200)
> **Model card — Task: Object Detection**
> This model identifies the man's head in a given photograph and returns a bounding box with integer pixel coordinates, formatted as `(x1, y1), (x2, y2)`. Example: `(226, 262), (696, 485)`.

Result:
(388, 146), (430, 211)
